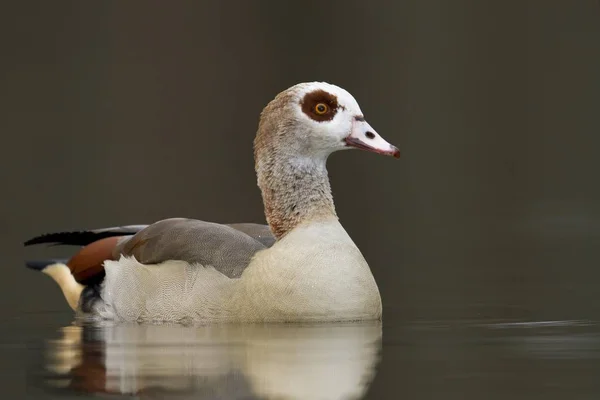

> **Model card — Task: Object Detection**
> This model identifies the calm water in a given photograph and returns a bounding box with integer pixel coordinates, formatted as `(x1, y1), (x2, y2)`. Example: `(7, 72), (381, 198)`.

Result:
(2, 312), (599, 399)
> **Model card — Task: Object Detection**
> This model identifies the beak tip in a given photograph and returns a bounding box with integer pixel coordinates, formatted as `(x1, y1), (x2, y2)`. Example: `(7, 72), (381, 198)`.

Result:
(392, 147), (400, 159)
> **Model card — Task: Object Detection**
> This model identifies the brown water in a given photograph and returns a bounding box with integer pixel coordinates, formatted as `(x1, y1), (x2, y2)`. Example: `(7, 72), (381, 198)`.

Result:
(3, 312), (599, 399)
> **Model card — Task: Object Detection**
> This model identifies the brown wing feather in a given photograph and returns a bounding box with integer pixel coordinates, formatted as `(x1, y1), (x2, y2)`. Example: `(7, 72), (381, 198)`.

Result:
(67, 236), (121, 285)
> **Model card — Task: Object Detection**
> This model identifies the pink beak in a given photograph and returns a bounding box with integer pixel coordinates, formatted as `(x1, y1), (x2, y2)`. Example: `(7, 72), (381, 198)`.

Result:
(345, 118), (400, 158)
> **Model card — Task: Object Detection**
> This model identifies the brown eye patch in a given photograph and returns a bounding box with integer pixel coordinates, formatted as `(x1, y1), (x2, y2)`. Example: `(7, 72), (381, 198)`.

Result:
(300, 90), (341, 122)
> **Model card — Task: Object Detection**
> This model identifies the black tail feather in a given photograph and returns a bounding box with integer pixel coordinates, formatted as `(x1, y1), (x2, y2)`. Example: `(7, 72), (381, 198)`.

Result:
(24, 231), (115, 247)
(23, 225), (147, 247)
(25, 259), (68, 271)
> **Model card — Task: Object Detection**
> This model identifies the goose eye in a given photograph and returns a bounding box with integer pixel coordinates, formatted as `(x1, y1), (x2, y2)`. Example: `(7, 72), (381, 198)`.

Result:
(314, 103), (328, 115)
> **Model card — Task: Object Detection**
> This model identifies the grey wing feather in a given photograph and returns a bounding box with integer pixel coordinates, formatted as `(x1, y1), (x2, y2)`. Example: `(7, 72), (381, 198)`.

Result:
(91, 225), (150, 234)
(225, 223), (275, 247)
(114, 218), (273, 278)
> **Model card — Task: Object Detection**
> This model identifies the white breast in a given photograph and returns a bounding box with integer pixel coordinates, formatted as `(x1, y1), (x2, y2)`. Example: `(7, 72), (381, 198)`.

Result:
(227, 218), (382, 322)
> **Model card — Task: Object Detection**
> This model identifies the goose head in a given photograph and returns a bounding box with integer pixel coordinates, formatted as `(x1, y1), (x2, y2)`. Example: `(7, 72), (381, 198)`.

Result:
(255, 82), (399, 162)
(254, 82), (399, 239)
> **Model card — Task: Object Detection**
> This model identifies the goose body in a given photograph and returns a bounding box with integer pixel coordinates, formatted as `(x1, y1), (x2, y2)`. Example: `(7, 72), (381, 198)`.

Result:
(24, 82), (399, 323)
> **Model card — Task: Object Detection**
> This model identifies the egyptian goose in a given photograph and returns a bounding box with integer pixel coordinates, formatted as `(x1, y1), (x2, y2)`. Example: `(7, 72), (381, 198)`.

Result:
(24, 82), (400, 323)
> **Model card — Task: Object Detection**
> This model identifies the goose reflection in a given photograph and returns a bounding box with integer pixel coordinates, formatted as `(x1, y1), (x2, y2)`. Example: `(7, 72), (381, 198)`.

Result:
(44, 321), (382, 399)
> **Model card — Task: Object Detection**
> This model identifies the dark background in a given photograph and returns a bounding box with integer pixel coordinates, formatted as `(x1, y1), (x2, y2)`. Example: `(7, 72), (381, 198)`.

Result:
(2, 0), (599, 323)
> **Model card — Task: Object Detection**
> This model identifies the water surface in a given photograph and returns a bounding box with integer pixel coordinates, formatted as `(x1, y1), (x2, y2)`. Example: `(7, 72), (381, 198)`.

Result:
(3, 313), (599, 399)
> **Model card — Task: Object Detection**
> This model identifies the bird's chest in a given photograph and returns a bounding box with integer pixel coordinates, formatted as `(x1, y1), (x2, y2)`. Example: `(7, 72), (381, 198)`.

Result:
(231, 224), (382, 321)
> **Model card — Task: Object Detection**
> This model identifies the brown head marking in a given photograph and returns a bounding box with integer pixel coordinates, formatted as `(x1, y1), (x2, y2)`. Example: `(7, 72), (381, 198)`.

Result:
(301, 90), (341, 122)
